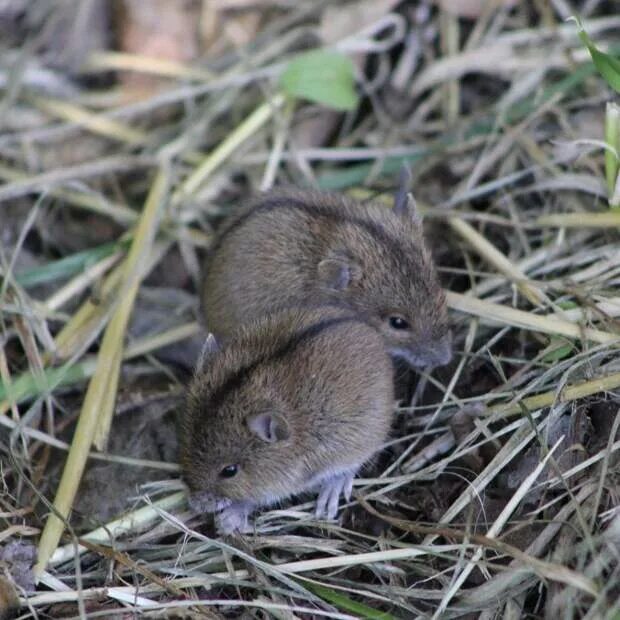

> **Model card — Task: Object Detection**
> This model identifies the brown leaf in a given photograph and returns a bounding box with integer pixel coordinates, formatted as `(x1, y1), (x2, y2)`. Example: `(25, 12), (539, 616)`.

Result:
(319, 0), (400, 45)
(116, 0), (201, 99)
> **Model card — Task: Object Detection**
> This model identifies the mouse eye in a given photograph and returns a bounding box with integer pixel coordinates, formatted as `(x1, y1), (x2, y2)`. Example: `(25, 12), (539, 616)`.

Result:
(220, 464), (239, 478)
(388, 316), (410, 330)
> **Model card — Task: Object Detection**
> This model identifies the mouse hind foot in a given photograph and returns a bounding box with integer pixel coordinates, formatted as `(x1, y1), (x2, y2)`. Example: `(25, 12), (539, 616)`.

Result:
(315, 469), (355, 520)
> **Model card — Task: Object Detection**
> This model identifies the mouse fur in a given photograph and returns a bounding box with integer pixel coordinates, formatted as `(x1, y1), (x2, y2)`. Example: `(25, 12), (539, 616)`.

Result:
(179, 305), (394, 533)
(202, 187), (451, 368)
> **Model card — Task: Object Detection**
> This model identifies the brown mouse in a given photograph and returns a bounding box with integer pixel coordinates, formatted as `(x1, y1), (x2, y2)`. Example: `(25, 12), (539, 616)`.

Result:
(179, 304), (394, 533)
(201, 176), (452, 369)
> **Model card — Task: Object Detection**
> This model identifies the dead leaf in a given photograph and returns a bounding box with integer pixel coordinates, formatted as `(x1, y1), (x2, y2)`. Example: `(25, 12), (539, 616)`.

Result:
(116, 0), (201, 100)
(320, 0), (400, 45)
(200, 1), (264, 56)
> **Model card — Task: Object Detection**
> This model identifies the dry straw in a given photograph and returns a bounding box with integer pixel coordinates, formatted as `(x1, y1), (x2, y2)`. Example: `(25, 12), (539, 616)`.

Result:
(4, 4), (620, 618)
(35, 170), (169, 575)
(446, 291), (620, 344)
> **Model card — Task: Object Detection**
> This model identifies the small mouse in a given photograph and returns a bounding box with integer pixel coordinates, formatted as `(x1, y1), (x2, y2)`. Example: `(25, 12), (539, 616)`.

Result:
(201, 175), (451, 369)
(179, 305), (394, 533)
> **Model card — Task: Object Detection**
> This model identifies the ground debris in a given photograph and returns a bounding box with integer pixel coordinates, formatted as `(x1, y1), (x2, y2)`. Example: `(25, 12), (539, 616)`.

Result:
(2, 1), (620, 618)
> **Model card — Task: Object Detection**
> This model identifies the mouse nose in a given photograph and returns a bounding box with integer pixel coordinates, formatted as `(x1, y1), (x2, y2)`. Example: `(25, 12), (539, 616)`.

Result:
(433, 332), (453, 366)
(417, 332), (453, 367)
(188, 492), (217, 513)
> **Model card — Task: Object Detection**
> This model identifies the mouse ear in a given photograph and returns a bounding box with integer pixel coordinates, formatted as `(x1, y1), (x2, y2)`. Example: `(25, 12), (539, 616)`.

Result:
(318, 255), (361, 291)
(247, 412), (290, 443)
(393, 163), (419, 223)
(195, 333), (219, 374)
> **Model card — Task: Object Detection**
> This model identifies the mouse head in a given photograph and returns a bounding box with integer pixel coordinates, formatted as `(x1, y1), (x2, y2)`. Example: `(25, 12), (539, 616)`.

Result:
(316, 182), (452, 368)
(180, 338), (298, 512)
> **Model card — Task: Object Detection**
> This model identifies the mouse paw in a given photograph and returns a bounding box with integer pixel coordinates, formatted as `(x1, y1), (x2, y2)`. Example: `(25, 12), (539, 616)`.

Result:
(216, 502), (253, 535)
(315, 470), (355, 520)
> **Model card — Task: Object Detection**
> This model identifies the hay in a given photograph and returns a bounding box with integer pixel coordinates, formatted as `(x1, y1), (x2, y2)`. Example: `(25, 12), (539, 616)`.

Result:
(1, 1), (619, 617)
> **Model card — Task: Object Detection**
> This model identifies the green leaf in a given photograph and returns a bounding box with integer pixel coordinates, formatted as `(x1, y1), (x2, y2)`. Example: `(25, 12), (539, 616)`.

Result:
(556, 301), (579, 310)
(299, 579), (396, 620)
(572, 16), (620, 93)
(541, 342), (574, 364)
(280, 50), (359, 111)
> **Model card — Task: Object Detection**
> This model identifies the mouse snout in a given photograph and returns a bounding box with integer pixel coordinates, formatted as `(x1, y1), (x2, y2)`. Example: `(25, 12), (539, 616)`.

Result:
(393, 332), (452, 368)
(188, 491), (231, 514)
(425, 332), (452, 367)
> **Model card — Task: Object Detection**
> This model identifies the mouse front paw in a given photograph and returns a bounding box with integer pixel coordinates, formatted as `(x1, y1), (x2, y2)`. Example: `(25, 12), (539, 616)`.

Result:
(315, 470), (355, 520)
(215, 502), (253, 535)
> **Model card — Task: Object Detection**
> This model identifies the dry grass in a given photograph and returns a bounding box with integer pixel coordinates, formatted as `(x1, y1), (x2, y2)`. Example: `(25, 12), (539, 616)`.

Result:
(1, 1), (620, 618)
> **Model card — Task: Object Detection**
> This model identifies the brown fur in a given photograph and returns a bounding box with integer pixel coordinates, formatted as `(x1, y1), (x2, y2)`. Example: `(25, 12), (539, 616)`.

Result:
(0, 577), (17, 620)
(179, 305), (394, 522)
(202, 188), (451, 368)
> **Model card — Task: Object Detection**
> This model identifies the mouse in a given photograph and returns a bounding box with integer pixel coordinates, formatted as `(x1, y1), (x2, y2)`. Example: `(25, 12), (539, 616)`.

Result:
(179, 304), (395, 534)
(201, 173), (452, 369)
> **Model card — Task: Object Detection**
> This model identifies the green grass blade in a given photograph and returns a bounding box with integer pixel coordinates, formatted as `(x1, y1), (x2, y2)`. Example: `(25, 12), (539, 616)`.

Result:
(299, 580), (397, 620)
(0, 321), (199, 408)
(0, 360), (95, 405)
(13, 241), (128, 288)
(572, 17), (620, 93)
